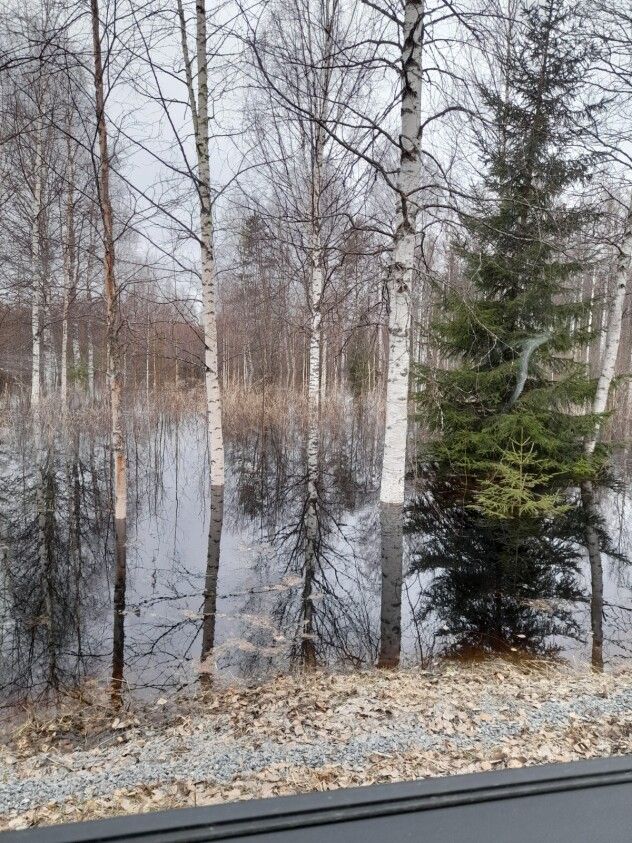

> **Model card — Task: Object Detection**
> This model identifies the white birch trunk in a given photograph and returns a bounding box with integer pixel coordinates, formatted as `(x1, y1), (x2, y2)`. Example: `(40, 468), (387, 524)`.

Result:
(586, 198), (632, 455)
(61, 301), (69, 403)
(41, 204), (55, 393)
(378, 0), (423, 668)
(30, 122), (44, 408)
(178, 0), (225, 489)
(42, 291), (55, 393)
(145, 311), (151, 405)
(173, 277), (180, 390)
(31, 285), (41, 407)
(198, 62), (225, 488)
(380, 0), (422, 506)
(85, 217), (96, 399)
(87, 287), (95, 400)
(582, 195), (632, 670)
(91, 0), (128, 704)
(320, 336), (327, 400)
(380, 229), (415, 505)
(61, 136), (76, 408)
(71, 321), (80, 370)
(299, 0), (338, 666)
(176, 0), (225, 676)
(303, 217), (324, 667)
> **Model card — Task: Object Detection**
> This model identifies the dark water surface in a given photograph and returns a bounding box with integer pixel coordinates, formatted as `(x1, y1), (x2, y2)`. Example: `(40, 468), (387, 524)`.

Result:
(1, 395), (631, 706)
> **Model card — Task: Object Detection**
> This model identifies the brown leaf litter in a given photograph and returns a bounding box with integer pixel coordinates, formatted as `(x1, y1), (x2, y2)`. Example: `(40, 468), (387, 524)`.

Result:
(2, 659), (632, 831)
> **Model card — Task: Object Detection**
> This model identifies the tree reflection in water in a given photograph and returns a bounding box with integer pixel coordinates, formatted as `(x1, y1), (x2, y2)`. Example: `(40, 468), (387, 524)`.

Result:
(1, 393), (631, 708)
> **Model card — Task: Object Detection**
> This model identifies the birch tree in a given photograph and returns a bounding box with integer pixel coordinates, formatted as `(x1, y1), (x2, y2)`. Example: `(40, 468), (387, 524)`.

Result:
(577, 0), (632, 668)
(378, 0), (423, 668)
(581, 197), (632, 668)
(30, 114), (45, 408)
(60, 124), (77, 409)
(120, 0), (231, 676)
(11, 31), (56, 408)
(247, 0), (376, 665)
(89, 0), (128, 704)
(298, 2), (331, 667)
(175, 0), (224, 491)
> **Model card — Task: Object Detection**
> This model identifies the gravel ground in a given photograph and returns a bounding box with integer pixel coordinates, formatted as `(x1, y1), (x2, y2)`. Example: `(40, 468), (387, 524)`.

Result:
(2, 660), (632, 830)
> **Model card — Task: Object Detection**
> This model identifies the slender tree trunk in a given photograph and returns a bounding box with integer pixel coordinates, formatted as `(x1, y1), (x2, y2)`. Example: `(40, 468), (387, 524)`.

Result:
(319, 336), (327, 400)
(90, 0), (128, 706)
(303, 217), (324, 668)
(61, 307), (69, 404)
(200, 485), (224, 686)
(581, 481), (604, 669)
(31, 121), (44, 408)
(586, 205), (632, 449)
(71, 297), (80, 369)
(378, 0), (423, 668)
(87, 282), (95, 400)
(86, 219), (96, 399)
(177, 0), (225, 672)
(61, 133), (76, 409)
(145, 310), (151, 406)
(31, 280), (42, 406)
(379, 501), (403, 666)
(178, 0), (225, 488)
(41, 212), (55, 394)
(298, 0), (337, 667)
(582, 196), (632, 670)
(152, 331), (157, 391)
(173, 280), (180, 390)
(38, 437), (58, 691)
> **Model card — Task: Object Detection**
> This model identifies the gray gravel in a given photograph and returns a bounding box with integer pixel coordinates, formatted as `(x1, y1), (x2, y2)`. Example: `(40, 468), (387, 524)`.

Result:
(1, 686), (631, 814)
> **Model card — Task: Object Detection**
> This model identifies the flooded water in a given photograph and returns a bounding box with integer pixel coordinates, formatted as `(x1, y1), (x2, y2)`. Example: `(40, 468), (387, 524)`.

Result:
(1, 390), (631, 706)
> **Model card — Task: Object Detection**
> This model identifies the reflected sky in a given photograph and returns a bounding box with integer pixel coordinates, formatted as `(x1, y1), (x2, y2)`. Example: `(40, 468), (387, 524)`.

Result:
(1, 394), (631, 707)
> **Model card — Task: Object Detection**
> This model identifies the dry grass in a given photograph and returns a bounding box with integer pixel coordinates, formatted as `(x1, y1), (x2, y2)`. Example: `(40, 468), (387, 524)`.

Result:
(0, 383), (381, 438)
(222, 384), (382, 436)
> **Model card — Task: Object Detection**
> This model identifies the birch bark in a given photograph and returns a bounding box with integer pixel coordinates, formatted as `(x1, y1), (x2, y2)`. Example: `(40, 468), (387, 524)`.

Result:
(30, 120), (44, 408)
(303, 203), (325, 667)
(90, 0), (128, 704)
(86, 226), (96, 399)
(586, 201), (632, 447)
(176, 0), (225, 676)
(378, 0), (423, 668)
(177, 0), (225, 489)
(300, 0), (337, 667)
(87, 281), (95, 399)
(40, 179), (55, 393)
(582, 196), (632, 669)
(61, 133), (76, 408)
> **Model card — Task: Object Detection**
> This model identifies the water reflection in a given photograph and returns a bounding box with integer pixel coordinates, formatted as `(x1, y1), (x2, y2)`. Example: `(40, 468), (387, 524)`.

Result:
(1, 393), (631, 706)
(408, 483), (585, 657)
(200, 484), (223, 684)
(0, 407), (111, 701)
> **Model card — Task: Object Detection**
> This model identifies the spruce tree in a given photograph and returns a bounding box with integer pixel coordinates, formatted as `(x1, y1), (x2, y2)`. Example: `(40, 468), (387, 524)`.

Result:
(413, 0), (611, 654)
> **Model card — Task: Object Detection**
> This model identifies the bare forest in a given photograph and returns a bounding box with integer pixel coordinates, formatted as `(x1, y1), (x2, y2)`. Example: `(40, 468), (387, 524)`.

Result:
(3, 0), (632, 713)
